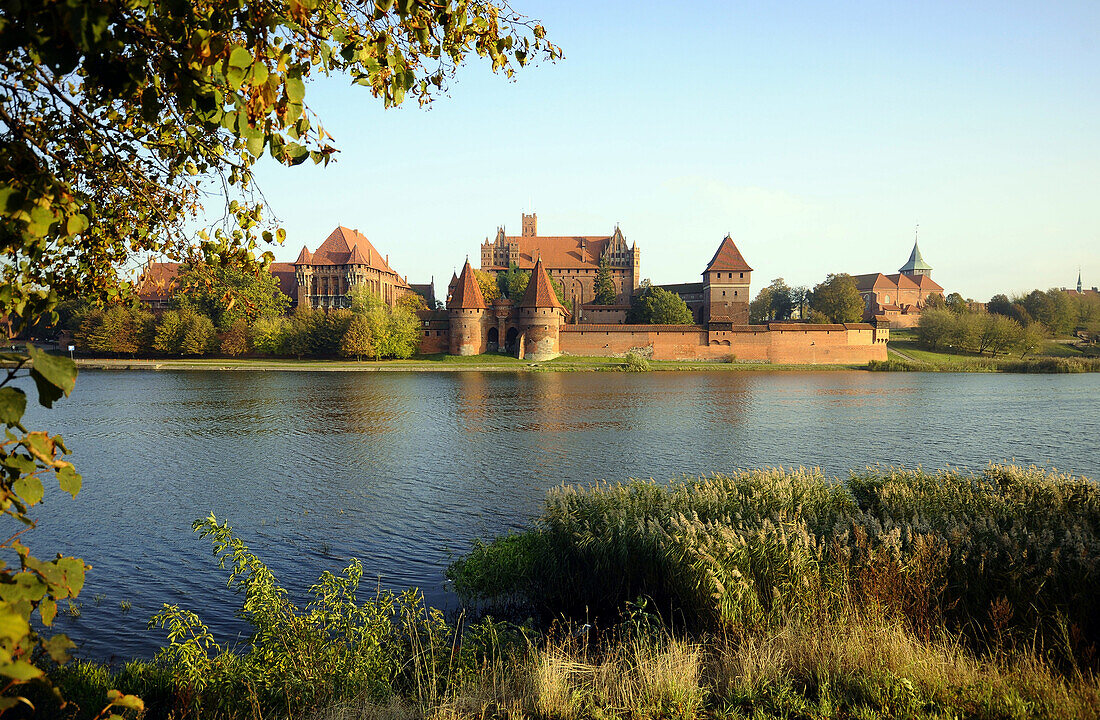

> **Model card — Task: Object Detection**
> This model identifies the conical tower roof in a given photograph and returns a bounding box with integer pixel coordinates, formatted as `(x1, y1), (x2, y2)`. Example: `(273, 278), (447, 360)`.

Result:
(519, 256), (565, 310)
(899, 241), (932, 274)
(294, 245), (313, 264)
(705, 234), (753, 272)
(447, 259), (487, 310)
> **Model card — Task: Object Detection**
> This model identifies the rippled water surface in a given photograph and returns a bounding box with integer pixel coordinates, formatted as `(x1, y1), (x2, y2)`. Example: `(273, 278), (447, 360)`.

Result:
(21, 369), (1100, 659)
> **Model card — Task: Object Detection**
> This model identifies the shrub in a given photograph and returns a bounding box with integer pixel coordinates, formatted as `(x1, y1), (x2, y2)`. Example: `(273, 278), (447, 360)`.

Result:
(249, 315), (287, 355)
(219, 318), (250, 356)
(623, 351), (650, 372)
(76, 305), (154, 355)
(152, 308), (215, 355)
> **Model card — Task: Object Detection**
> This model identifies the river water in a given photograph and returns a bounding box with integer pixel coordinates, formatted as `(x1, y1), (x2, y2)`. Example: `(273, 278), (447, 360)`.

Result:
(19, 369), (1100, 660)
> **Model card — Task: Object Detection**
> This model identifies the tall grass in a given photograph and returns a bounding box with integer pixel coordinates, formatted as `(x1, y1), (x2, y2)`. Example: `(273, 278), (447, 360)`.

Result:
(449, 465), (1100, 660)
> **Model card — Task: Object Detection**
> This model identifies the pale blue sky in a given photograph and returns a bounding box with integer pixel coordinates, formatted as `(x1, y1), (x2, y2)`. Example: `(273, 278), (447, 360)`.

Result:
(249, 1), (1099, 301)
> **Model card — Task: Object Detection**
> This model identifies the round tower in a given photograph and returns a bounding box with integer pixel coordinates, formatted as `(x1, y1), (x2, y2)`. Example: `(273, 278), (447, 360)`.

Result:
(447, 259), (488, 356)
(518, 257), (565, 361)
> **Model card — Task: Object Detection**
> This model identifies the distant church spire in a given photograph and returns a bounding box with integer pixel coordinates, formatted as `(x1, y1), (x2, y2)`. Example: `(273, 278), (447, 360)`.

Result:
(899, 225), (932, 279)
(1079, 267), (1084, 293)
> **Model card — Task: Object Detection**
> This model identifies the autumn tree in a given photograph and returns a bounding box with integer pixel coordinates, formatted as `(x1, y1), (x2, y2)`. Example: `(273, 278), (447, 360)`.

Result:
(474, 270), (501, 302)
(0, 0), (557, 695)
(174, 259), (291, 329)
(809, 274), (863, 324)
(341, 314), (374, 361)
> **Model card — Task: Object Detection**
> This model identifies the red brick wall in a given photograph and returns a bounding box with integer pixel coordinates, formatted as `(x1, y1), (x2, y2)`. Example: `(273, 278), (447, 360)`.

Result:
(559, 324), (887, 364)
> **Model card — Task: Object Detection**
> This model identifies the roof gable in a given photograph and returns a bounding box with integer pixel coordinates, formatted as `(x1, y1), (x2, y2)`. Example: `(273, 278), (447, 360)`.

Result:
(311, 226), (398, 275)
(705, 235), (753, 272)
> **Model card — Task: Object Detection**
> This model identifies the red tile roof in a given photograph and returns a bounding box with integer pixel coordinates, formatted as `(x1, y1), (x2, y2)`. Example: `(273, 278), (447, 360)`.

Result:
(448, 260), (487, 310)
(294, 246), (313, 264)
(705, 235), (753, 273)
(486, 235), (618, 270)
(308, 226), (402, 279)
(520, 257), (566, 310)
(136, 262), (180, 300)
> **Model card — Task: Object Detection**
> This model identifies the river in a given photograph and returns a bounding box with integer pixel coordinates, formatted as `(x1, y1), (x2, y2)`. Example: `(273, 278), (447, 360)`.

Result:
(20, 369), (1099, 660)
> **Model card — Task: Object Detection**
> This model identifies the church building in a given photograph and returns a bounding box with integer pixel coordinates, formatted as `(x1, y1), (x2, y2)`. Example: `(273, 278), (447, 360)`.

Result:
(852, 240), (944, 328)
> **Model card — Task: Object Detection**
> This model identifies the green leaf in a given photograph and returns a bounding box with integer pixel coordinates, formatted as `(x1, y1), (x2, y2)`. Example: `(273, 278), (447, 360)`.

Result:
(26, 344), (77, 396)
(27, 344), (76, 408)
(12, 475), (44, 506)
(56, 557), (86, 597)
(228, 46), (253, 69)
(0, 603), (30, 642)
(0, 387), (26, 425)
(42, 633), (75, 662)
(0, 660), (43, 681)
(39, 599), (57, 626)
(107, 690), (145, 712)
(285, 74), (305, 102)
(57, 465), (82, 498)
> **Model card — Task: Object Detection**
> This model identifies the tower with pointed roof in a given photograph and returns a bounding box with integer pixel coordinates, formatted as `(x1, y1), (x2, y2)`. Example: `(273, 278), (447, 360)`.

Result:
(899, 240), (932, 279)
(702, 234), (752, 324)
(1078, 269), (1083, 294)
(447, 259), (490, 355)
(516, 256), (566, 360)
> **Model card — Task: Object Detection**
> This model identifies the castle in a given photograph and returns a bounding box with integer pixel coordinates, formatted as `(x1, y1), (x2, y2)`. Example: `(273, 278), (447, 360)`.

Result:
(422, 217), (889, 364)
(138, 215), (894, 364)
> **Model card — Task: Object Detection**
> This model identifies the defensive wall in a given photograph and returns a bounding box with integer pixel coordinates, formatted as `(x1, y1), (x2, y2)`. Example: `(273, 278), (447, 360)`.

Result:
(556, 322), (888, 363)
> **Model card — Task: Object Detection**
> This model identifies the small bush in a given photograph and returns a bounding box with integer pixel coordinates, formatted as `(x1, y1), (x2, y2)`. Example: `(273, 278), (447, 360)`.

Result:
(623, 351), (650, 372)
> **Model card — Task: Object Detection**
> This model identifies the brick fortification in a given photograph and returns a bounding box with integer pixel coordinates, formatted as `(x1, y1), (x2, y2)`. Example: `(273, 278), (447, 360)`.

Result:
(423, 222), (890, 365)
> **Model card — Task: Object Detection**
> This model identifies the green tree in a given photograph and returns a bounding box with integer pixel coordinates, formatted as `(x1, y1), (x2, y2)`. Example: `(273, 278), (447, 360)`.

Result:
(945, 292), (968, 314)
(767, 278), (796, 321)
(153, 309), (216, 355)
(281, 308), (319, 359)
(916, 307), (955, 351)
(593, 255), (617, 305)
(340, 314), (374, 361)
(497, 264), (529, 299)
(250, 316), (288, 355)
(174, 259), (291, 329)
(976, 314), (1023, 357)
(809, 274), (863, 324)
(626, 286), (692, 325)
(749, 286), (774, 324)
(396, 291), (428, 313)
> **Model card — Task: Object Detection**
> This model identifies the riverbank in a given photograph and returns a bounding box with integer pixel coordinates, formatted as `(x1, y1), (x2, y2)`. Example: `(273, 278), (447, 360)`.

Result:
(29, 464), (1100, 720)
(70, 354), (869, 372)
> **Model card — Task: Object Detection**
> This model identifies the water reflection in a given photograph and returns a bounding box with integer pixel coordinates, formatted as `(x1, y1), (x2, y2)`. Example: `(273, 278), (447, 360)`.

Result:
(18, 369), (1099, 660)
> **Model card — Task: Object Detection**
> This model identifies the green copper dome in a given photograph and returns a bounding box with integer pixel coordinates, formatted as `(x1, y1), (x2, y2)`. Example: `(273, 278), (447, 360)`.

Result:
(899, 241), (932, 273)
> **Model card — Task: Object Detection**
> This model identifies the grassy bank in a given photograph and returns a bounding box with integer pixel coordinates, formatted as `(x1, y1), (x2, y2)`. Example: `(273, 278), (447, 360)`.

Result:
(882, 331), (1100, 373)
(25, 465), (1100, 719)
(69, 354), (866, 373)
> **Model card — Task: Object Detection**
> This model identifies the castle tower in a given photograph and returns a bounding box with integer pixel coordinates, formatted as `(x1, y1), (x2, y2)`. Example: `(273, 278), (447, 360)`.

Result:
(521, 213), (537, 238)
(702, 234), (752, 324)
(518, 256), (565, 361)
(899, 240), (932, 279)
(293, 245), (314, 309)
(447, 259), (488, 355)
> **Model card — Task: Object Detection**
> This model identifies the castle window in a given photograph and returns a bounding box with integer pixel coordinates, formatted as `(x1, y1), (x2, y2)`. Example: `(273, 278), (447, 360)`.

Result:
(740, 273), (744, 278)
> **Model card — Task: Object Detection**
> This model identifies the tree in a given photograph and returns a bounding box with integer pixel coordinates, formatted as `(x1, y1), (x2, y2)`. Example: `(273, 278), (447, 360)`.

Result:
(593, 255), (617, 305)
(219, 318), (250, 356)
(809, 274), (863, 324)
(626, 286), (692, 325)
(916, 308), (955, 351)
(976, 314), (1023, 357)
(0, 1), (558, 697)
(397, 291), (428, 313)
(767, 279), (795, 321)
(987, 294), (1014, 318)
(945, 292), (968, 314)
(153, 308), (215, 355)
(790, 286), (810, 320)
(340, 314), (374, 361)
(250, 316), (288, 355)
(474, 270), (501, 302)
(77, 305), (153, 355)
(497, 263), (529, 299)
(174, 259), (291, 329)
(749, 286), (774, 324)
